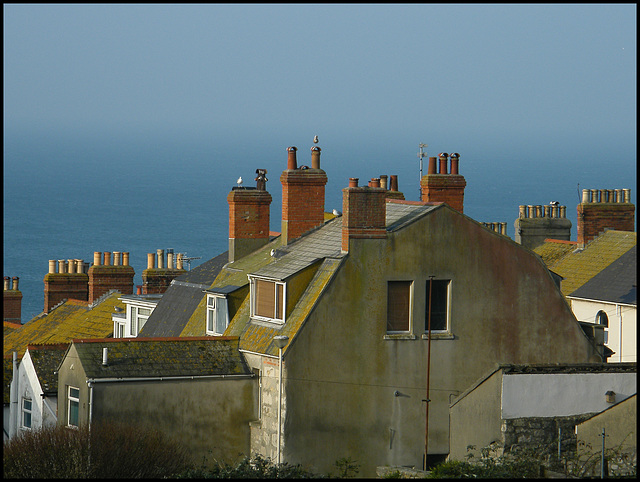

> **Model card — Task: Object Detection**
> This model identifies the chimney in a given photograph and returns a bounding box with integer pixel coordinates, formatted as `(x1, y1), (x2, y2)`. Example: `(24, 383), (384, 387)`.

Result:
(142, 248), (187, 294)
(4, 276), (22, 323)
(44, 256), (89, 313)
(514, 203), (572, 249)
(420, 152), (467, 213)
(385, 174), (405, 201)
(280, 145), (328, 245)
(88, 250), (135, 302)
(577, 188), (635, 247)
(341, 178), (387, 252)
(227, 170), (273, 262)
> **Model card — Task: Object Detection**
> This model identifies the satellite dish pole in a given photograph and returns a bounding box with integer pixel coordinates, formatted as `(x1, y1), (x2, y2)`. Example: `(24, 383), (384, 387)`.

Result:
(418, 143), (427, 201)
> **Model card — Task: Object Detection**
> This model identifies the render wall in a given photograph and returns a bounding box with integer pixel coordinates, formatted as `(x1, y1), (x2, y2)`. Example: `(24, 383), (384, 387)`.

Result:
(570, 299), (636, 363)
(283, 206), (596, 477)
(91, 377), (255, 468)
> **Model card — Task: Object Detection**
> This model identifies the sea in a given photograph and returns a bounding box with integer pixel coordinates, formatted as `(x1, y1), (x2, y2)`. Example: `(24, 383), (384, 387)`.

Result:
(3, 128), (637, 324)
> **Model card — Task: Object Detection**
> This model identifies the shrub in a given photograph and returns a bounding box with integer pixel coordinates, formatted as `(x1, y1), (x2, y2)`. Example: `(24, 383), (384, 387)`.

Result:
(4, 421), (191, 478)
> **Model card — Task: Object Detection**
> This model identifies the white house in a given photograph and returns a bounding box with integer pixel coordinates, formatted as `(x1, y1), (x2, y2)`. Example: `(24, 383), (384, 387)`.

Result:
(112, 293), (161, 338)
(568, 246), (636, 363)
(7, 344), (68, 439)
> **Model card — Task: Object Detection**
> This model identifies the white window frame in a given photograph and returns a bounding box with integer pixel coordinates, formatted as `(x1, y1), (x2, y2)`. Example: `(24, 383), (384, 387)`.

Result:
(67, 386), (80, 428)
(21, 398), (32, 429)
(249, 277), (286, 324)
(206, 294), (230, 335)
(114, 320), (126, 338)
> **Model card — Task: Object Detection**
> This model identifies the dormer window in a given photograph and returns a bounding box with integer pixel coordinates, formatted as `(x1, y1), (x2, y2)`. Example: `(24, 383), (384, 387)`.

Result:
(206, 294), (229, 335)
(250, 277), (286, 323)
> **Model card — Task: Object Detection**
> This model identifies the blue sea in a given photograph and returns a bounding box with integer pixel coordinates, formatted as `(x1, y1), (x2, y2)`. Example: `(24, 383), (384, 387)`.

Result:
(3, 128), (636, 324)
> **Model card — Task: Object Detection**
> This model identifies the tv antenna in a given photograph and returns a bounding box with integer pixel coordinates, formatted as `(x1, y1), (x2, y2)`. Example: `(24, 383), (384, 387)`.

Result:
(418, 143), (427, 200)
(178, 253), (201, 271)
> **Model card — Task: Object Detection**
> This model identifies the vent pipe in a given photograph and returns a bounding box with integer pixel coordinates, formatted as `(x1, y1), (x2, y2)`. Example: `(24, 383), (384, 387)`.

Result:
(102, 347), (108, 366)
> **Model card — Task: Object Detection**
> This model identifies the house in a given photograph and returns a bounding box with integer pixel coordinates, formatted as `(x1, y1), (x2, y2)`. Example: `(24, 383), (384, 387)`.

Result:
(448, 363), (637, 461)
(575, 393), (636, 477)
(534, 231), (637, 363)
(119, 146), (602, 476)
(568, 246), (636, 363)
(7, 343), (68, 439)
(56, 336), (255, 467)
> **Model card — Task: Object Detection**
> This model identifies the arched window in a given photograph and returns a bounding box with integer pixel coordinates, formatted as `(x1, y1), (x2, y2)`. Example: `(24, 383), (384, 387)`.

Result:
(596, 310), (609, 344)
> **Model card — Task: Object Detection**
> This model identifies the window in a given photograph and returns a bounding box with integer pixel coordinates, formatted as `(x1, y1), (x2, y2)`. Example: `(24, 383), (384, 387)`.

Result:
(596, 310), (609, 345)
(129, 306), (151, 336)
(425, 279), (450, 332)
(387, 281), (412, 332)
(115, 321), (125, 338)
(22, 398), (32, 429)
(67, 386), (79, 428)
(206, 294), (229, 335)
(250, 278), (285, 323)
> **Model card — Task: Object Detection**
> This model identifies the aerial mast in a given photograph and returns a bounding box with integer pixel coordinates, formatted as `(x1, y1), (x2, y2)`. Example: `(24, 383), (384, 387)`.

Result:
(418, 143), (427, 200)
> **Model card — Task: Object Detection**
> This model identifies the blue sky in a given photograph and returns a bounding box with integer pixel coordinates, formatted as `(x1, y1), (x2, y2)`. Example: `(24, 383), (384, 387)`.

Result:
(5, 4), (636, 146)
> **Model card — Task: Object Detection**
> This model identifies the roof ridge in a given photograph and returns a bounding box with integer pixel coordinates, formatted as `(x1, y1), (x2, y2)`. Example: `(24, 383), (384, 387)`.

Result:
(73, 335), (239, 343)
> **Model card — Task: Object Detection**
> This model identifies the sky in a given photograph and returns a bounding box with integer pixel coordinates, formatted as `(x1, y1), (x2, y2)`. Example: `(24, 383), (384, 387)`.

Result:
(3, 3), (637, 217)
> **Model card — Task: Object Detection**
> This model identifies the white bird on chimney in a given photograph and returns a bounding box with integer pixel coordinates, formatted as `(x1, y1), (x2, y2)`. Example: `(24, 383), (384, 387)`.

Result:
(237, 176), (243, 187)
(313, 135), (319, 144)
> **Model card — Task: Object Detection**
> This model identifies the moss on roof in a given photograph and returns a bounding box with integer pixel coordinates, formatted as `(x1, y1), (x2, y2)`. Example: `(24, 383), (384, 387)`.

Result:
(27, 343), (69, 395)
(534, 239), (578, 267)
(71, 336), (251, 379)
(3, 292), (123, 359)
(538, 230), (636, 297)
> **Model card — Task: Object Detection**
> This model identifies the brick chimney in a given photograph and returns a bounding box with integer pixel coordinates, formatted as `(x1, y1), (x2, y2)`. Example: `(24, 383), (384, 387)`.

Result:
(577, 188), (635, 247)
(43, 259), (89, 313)
(420, 152), (466, 213)
(142, 248), (188, 294)
(88, 251), (135, 302)
(281, 146), (328, 245)
(514, 203), (572, 249)
(3, 276), (22, 323)
(380, 174), (405, 201)
(341, 178), (387, 252)
(227, 169), (273, 262)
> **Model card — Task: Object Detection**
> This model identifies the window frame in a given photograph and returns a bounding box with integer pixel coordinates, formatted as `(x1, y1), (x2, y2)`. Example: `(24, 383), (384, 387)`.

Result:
(67, 386), (80, 428)
(596, 310), (609, 345)
(206, 294), (230, 335)
(249, 277), (286, 324)
(21, 397), (32, 429)
(386, 280), (413, 333)
(425, 279), (451, 333)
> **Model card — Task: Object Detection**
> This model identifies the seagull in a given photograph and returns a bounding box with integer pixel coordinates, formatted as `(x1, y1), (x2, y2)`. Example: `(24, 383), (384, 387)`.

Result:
(332, 208), (342, 216)
(237, 176), (243, 187)
(550, 201), (559, 206)
(313, 135), (319, 144)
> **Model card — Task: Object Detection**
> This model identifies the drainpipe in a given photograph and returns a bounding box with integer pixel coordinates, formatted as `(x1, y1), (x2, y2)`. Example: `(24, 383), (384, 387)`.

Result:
(617, 304), (622, 362)
(87, 381), (94, 430)
(10, 351), (18, 439)
(424, 276), (434, 470)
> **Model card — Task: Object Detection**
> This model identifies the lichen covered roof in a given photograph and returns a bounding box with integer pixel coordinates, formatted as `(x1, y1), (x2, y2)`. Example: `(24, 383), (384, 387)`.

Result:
(71, 336), (251, 379)
(537, 230), (636, 297)
(27, 343), (69, 395)
(534, 239), (578, 266)
(3, 292), (123, 359)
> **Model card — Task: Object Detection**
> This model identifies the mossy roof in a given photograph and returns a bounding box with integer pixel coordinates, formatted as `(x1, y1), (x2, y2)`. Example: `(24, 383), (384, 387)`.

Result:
(533, 239), (578, 266)
(3, 321), (22, 336)
(537, 230), (636, 297)
(27, 343), (69, 395)
(3, 292), (123, 359)
(70, 336), (251, 379)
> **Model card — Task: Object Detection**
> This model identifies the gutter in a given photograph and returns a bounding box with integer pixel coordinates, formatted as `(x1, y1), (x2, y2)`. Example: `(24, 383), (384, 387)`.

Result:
(86, 373), (254, 384)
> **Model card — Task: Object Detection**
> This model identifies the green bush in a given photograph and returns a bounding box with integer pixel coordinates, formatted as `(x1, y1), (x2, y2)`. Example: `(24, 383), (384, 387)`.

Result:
(4, 421), (191, 478)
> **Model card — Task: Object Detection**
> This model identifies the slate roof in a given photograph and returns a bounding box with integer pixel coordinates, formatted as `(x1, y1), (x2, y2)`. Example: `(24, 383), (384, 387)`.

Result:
(70, 336), (251, 379)
(534, 239), (578, 266)
(139, 251), (230, 337)
(534, 230), (636, 297)
(569, 246), (636, 306)
(3, 291), (123, 359)
(27, 343), (69, 395)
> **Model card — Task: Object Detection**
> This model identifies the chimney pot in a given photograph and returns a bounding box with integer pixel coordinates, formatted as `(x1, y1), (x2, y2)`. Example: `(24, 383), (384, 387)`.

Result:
(12, 277), (19, 291)
(581, 189), (590, 203)
(157, 249), (164, 269)
(527, 205), (535, 218)
(615, 189), (622, 203)
(287, 146), (298, 170)
(255, 168), (268, 190)
(438, 153), (449, 174)
(4, 276), (10, 291)
(76, 259), (84, 274)
(427, 156), (437, 175)
(535, 205), (542, 218)
(591, 189), (599, 203)
(167, 251), (174, 269)
(58, 260), (66, 274)
(389, 175), (399, 192)
(450, 153), (460, 175)
(623, 189), (631, 203)
(122, 252), (130, 266)
(349, 177), (359, 188)
(67, 259), (75, 274)
(543, 205), (551, 218)
(519, 205), (527, 218)
(379, 175), (388, 190)
(370, 178), (380, 188)
(176, 253), (183, 270)
(49, 260), (57, 274)
(93, 252), (101, 266)
(311, 146), (321, 169)
(113, 251), (121, 266)
(147, 253), (155, 270)
(103, 252), (111, 266)
(137, 285), (142, 295)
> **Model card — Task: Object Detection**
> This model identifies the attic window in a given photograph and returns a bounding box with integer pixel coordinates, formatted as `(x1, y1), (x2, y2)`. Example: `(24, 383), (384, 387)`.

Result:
(206, 294), (229, 335)
(250, 277), (285, 323)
